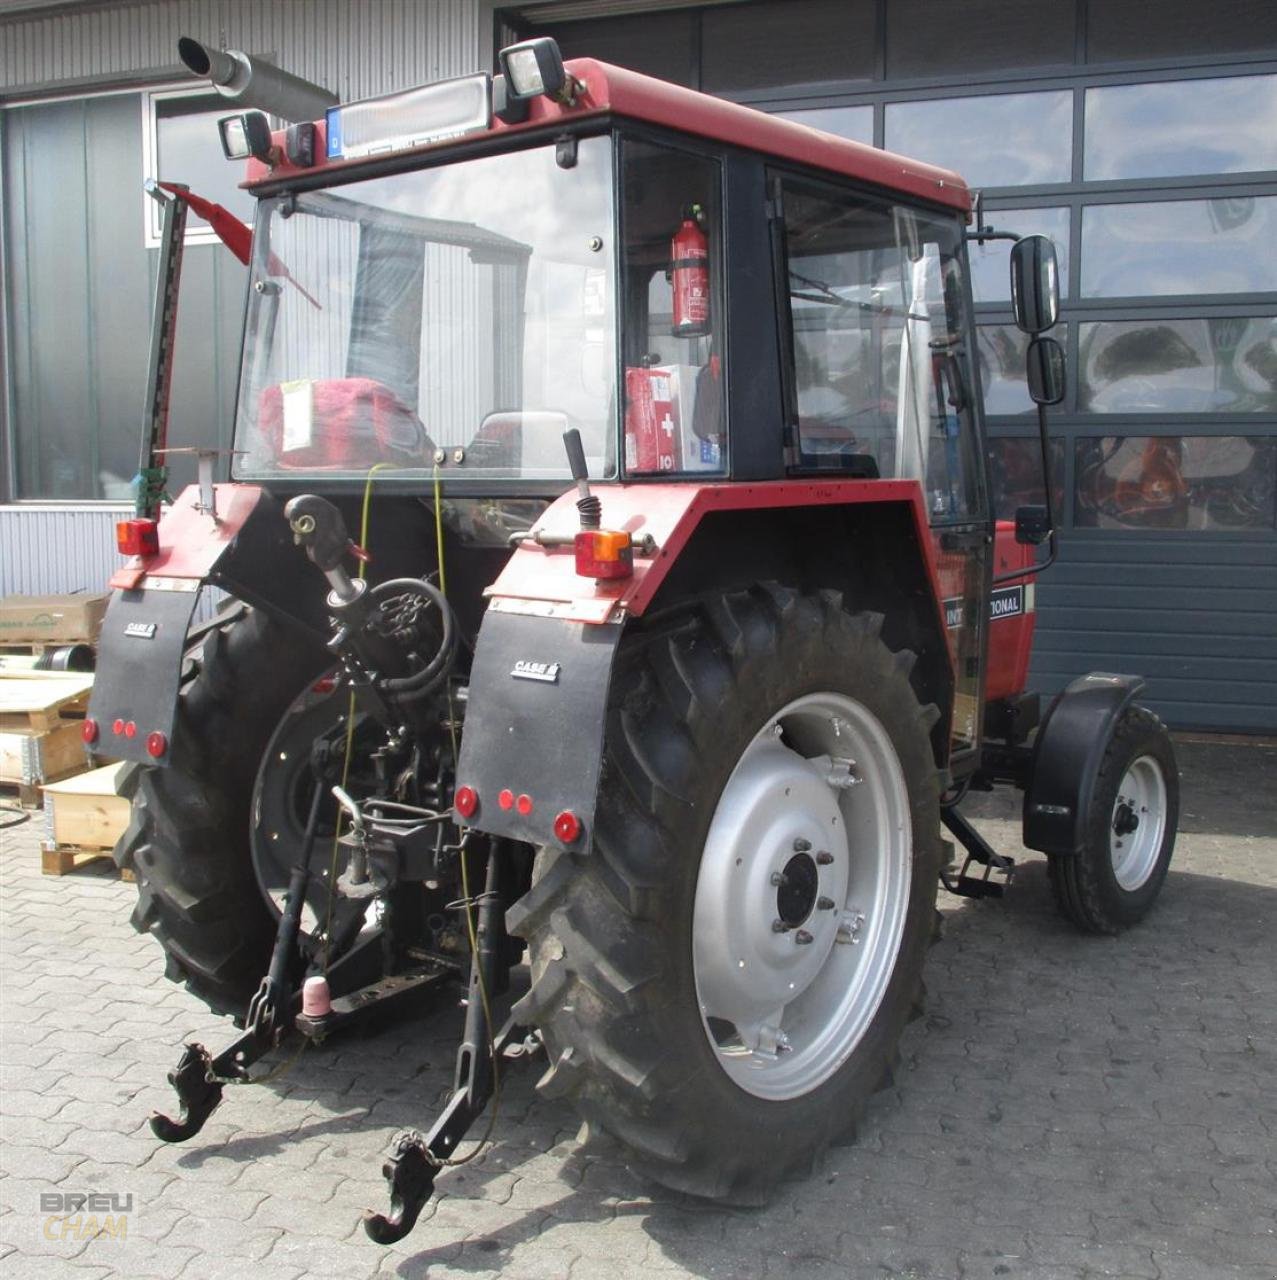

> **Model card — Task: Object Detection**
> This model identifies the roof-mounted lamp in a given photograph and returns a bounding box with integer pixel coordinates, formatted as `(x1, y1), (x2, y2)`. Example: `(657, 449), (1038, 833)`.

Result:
(218, 111), (273, 162)
(496, 37), (582, 123)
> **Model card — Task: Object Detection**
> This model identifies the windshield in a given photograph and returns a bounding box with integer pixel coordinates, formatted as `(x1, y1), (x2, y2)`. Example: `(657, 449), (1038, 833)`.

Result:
(232, 136), (617, 483)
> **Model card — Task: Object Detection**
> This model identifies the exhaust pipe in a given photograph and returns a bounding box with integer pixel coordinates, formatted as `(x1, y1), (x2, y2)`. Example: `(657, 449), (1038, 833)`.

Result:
(178, 36), (337, 123)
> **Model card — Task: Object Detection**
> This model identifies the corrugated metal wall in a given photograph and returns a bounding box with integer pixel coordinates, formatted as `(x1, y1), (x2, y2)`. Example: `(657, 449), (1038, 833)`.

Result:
(0, 0), (484, 99)
(0, 505), (126, 595)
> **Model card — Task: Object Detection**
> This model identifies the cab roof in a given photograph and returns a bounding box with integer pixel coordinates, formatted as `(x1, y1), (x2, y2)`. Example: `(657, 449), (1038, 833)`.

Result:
(248, 57), (971, 216)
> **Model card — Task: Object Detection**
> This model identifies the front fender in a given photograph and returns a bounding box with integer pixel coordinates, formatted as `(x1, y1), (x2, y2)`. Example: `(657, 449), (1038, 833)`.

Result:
(1022, 672), (1146, 856)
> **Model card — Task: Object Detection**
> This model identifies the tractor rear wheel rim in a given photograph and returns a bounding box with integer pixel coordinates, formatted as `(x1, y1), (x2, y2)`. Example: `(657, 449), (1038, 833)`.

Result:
(1109, 754), (1167, 891)
(692, 691), (912, 1101)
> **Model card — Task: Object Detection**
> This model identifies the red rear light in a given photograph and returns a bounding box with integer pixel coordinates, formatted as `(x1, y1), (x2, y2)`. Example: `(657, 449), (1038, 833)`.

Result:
(553, 810), (582, 844)
(574, 529), (633, 580)
(454, 785), (478, 819)
(311, 674), (338, 695)
(81, 719), (99, 745)
(112, 718), (125, 736)
(498, 789), (515, 811)
(124, 721), (138, 739)
(116, 518), (160, 557)
(516, 793), (534, 816)
(146, 731), (168, 758)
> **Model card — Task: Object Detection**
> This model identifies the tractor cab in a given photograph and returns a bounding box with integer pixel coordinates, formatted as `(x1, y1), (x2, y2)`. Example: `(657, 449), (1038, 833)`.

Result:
(227, 67), (980, 505)
(215, 47), (1013, 763)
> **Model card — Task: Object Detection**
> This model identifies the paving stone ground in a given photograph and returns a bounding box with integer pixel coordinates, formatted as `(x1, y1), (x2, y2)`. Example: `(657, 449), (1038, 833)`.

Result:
(1, 737), (1274, 1280)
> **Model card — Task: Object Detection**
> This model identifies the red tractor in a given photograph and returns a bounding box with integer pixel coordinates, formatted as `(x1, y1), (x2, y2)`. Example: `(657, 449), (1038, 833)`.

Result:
(88, 37), (1178, 1243)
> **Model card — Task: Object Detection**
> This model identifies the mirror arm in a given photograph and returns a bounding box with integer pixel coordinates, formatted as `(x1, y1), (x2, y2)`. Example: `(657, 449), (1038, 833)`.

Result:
(963, 227), (1019, 245)
(993, 400), (1058, 585)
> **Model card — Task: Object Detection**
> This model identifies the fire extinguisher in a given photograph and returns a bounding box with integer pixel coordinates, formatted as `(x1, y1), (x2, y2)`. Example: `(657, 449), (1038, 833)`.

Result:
(671, 204), (710, 338)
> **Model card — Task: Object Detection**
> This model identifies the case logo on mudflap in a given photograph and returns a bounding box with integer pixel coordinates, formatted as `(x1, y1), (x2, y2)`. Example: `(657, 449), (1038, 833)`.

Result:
(124, 621), (158, 639)
(511, 660), (561, 684)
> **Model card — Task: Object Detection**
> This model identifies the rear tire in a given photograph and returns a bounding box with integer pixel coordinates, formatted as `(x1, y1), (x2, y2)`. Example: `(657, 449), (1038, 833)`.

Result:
(508, 584), (944, 1202)
(116, 608), (328, 1016)
(1047, 705), (1178, 934)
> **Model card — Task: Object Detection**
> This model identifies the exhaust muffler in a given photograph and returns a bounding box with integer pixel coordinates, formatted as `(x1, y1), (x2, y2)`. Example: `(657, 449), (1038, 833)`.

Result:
(178, 36), (337, 123)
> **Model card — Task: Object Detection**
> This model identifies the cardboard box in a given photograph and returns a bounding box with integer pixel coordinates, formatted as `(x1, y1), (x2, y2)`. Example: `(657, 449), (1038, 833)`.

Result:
(0, 593), (109, 645)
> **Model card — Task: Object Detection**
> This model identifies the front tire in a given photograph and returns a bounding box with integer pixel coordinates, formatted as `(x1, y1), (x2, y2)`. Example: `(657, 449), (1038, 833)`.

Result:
(1048, 704), (1178, 934)
(509, 585), (944, 1202)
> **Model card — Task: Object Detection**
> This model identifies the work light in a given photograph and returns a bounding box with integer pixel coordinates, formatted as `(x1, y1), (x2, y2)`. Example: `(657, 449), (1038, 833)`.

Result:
(498, 37), (572, 102)
(218, 111), (273, 162)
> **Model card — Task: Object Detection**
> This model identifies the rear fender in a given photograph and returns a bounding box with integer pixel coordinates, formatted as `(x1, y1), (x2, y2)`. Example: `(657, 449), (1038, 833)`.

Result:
(1022, 672), (1146, 856)
(459, 479), (954, 845)
(90, 483), (323, 767)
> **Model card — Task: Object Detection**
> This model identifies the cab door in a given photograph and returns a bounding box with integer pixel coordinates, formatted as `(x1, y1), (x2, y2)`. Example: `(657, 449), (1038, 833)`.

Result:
(773, 176), (990, 763)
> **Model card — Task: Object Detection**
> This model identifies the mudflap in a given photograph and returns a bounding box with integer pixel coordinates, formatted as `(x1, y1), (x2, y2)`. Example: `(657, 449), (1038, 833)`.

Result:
(89, 586), (203, 766)
(454, 606), (624, 851)
(1022, 672), (1146, 856)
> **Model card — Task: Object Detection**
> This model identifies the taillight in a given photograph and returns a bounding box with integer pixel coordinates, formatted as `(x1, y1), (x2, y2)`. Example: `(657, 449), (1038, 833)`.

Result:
(112, 718), (125, 736)
(574, 529), (633, 580)
(515, 793), (533, 816)
(81, 719), (99, 745)
(454, 785), (479, 819)
(123, 720), (138, 739)
(116, 518), (160, 557)
(498, 789), (515, 811)
(553, 810), (582, 844)
(146, 731), (168, 758)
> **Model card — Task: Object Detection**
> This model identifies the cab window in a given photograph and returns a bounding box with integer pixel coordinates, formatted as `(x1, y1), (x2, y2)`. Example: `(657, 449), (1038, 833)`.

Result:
(776, 176), (984, 521)
(620, 138), (726, 476)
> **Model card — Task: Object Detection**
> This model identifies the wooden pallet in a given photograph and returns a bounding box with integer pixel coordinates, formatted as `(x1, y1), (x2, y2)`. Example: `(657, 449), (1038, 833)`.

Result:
(41, 846), (135, 882)
(40, 763), (134, 881)
(0, 670), (94, 731)
(0, 671), (95, 803)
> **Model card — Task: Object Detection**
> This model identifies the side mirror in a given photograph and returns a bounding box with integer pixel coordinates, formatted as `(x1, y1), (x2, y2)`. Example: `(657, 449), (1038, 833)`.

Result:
(1026, 336), (1066, 406)
(1010, 234), (1060, 334)
(1014, 504), (1051, 546)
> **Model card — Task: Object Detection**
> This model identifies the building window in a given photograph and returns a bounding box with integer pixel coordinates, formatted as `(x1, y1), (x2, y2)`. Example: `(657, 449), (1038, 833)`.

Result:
(143, 89), (256, 247)
(986, 435), (1066, 522)
(977, 325), (1036, 418)
(970, 207), (1070, 302)
(1084, 75), (1277, 182)
(1074, 436), (1277, 531)
(1079, 197), (1277, 297)
(883, 91), (1074, 188)
(1078, 318), (1277, 414)
(774, 105), (873, 145)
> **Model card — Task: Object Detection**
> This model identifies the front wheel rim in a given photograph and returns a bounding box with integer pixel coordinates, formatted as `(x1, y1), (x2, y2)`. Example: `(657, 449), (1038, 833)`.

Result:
(1110, 754), (1168, 891)
(692, 692), (912, 1101)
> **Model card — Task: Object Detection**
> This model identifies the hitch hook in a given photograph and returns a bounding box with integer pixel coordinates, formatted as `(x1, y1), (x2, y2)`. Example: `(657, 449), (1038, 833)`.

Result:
(149, 1043), (223, 1142)
(362, 1130), (439, 1244)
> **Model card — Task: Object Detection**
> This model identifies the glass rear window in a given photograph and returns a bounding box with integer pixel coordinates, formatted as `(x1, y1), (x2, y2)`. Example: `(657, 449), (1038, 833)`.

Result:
(233, 136), (617, 483)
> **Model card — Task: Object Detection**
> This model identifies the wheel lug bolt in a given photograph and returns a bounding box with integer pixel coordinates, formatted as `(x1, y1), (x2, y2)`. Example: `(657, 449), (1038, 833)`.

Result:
(771, 919), (790, 933)
(817, 896), (835, 910)
(793, 838), (811, 853)
(770, 871), (787, 887)
(816, 850), (834, 866)
(794, 929), (814, 945)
